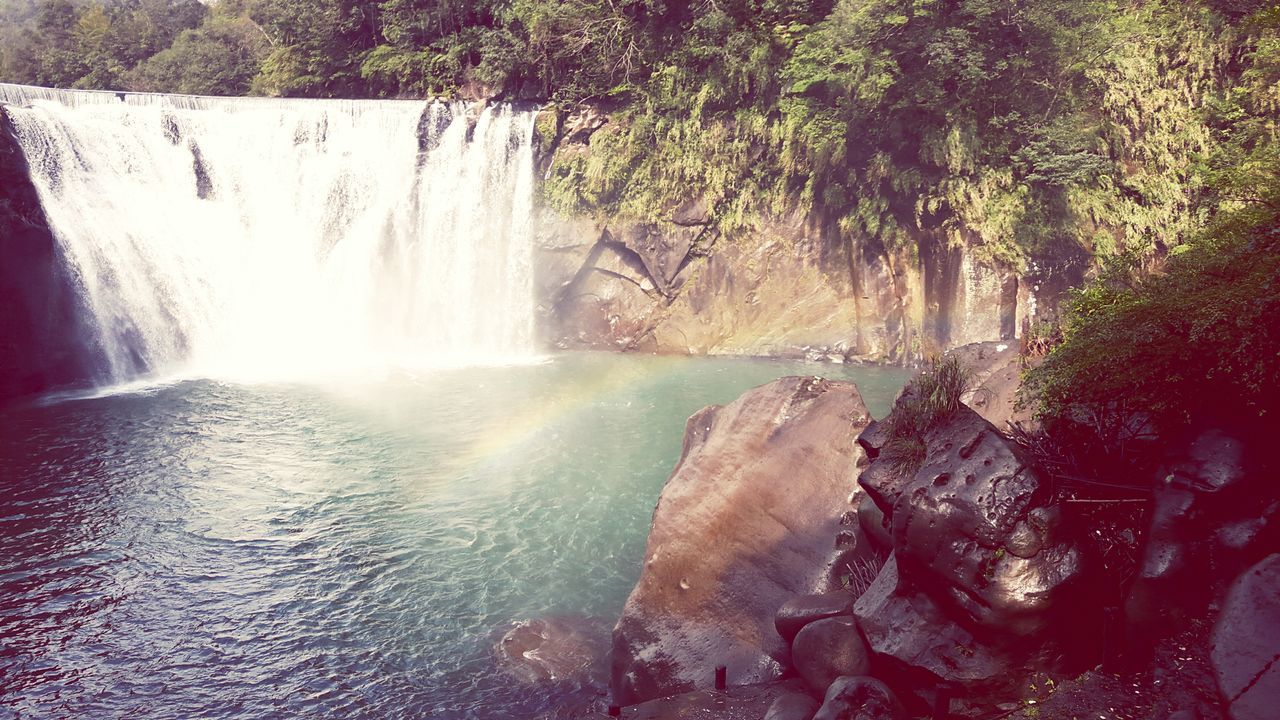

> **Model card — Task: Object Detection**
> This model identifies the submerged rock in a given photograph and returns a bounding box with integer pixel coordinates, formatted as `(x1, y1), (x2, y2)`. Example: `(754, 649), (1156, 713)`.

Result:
(611, 377), (872, 705)
(495, 615), (610, 686)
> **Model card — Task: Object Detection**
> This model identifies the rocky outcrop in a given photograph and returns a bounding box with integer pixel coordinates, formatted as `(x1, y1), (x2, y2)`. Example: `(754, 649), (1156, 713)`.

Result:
(0, 105), (93, 405)
(610, 376), (873, 706)
(1211, 554), (1280, 720)
(531, 108), (1074, 364)
(852, 404), (1096, 695)
(534, 207), (1031, 363)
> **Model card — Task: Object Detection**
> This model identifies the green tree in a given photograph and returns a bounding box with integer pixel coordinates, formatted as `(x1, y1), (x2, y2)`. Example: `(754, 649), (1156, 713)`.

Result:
(250, 0), (377, 96)
(127, 13), (269, 95)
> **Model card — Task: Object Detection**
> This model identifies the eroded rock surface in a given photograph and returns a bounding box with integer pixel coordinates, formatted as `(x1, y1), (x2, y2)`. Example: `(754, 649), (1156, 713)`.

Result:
(853, 404), (1095, 693)
(611, 377), (872, 705)
(533, 203), (1034, 364)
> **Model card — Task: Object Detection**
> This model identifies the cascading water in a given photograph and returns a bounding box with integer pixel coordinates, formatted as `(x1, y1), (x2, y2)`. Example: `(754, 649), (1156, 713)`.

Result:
(0, 83), (538, 383)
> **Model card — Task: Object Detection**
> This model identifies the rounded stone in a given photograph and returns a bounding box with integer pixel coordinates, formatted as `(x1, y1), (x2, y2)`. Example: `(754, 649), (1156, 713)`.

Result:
(1211, 554), (1280, 720)
(813, 675), (906, 720)
(775, 591), (855, 645)
(792, 616), (870, 696)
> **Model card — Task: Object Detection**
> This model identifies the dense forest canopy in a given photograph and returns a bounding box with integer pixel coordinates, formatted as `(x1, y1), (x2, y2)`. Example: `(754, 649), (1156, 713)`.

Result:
(1, 0), (1276, 274)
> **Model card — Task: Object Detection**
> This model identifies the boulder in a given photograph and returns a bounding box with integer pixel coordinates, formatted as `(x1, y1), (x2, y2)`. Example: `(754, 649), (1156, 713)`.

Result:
(494, 615), (610, 685)
(948, 341), (1032, 430)
(856, 494), (891, 551)
(764, 692), (820, 720)
(855, 419), (890, 460)
(775, 592), (855, 645)
(1211, 554), (1280, 720)
(877, 405), (1089, 637)
(1169, 428), (1250, 496)
(1128, 427), (1279, 643)
(853, 405), (1095, 693)
(812, 676), (907, 720)
(1124, 478), (1208, 642)
(853, 555), (1009, 688)
(792, 617), (870, 695)
(611, 377), (872, 705)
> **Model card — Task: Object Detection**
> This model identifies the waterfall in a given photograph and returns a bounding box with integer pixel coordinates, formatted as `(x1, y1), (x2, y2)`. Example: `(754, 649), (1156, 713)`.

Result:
(0, 83), (539, 383)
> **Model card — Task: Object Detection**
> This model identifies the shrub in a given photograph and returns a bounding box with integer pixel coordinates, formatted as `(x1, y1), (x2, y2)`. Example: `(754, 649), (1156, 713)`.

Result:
(1019, 221), (1280, 439)
(879, 354), (970, 478)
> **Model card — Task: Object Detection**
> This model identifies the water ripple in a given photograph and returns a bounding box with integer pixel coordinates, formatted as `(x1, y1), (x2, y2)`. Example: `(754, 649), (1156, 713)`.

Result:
(0, 354), (909, 718)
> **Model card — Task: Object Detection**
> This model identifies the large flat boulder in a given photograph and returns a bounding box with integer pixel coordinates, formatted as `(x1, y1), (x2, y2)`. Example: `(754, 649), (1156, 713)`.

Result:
(1211, 554), (1280, 720)
(611, 377), (872, 705)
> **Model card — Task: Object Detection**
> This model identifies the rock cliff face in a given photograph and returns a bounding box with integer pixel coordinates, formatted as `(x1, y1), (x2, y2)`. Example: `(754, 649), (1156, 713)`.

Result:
(611, 376), (873, 706)
(533, 108), (1080, 364)
(0, 106), (93, 405)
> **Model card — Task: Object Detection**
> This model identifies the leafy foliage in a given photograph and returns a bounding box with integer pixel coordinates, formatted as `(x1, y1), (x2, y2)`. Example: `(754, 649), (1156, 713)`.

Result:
(1021, 4), (1280, 438)
(0, 0), (1274, 285)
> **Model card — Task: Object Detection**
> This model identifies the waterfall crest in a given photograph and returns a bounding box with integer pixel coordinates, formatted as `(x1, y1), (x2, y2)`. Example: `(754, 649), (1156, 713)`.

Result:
(0, 83), (538, 382)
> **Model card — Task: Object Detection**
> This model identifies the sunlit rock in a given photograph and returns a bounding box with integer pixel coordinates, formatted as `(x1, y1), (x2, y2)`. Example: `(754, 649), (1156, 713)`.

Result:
(854, 405), (1096, 693)
(611, 376), (872, 705)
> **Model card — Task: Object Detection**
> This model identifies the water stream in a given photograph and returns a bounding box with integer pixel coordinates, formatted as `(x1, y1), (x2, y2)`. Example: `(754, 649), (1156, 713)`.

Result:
(1, 83), (537, 382)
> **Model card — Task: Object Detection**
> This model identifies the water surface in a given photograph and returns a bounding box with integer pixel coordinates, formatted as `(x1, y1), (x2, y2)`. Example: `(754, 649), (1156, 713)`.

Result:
(0, 354), (908, 719)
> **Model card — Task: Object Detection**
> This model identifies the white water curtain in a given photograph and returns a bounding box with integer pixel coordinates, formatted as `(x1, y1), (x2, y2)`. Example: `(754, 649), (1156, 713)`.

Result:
(0, 83), (538, 382)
